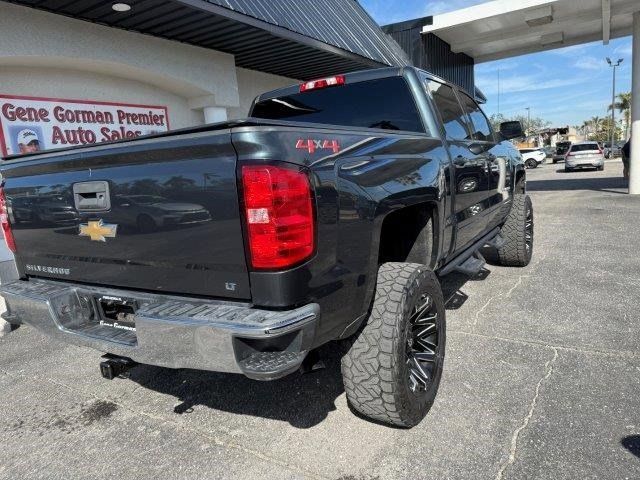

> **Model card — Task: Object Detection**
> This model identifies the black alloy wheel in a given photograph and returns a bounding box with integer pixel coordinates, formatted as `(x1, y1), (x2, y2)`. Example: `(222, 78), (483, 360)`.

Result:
(407, 293), (441, 394)
(525, 199), (533, 256)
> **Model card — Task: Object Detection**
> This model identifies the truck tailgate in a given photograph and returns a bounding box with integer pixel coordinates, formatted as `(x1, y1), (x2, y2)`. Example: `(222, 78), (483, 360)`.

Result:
(1, 131), (250, 299)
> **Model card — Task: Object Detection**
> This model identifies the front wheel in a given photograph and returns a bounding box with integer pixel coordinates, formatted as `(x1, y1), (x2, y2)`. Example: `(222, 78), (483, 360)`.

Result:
(525, 158), (537, 169)
(496, 194), (533, 267)
(341, 263), (446, 428)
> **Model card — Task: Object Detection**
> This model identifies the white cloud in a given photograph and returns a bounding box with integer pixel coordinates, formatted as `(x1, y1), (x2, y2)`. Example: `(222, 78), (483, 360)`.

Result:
(573, 56), (606, 70)
(476, 73), (586, 95)
(614, 42), (632, 58)
(551, 43), (596, 57)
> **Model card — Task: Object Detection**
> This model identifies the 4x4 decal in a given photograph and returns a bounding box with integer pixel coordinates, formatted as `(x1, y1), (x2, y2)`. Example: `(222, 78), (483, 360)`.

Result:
(295, 139), (341, 154)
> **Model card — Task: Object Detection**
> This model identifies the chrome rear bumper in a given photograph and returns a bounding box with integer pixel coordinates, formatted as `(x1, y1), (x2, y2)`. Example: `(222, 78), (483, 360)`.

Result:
(1, 279), (319, 380)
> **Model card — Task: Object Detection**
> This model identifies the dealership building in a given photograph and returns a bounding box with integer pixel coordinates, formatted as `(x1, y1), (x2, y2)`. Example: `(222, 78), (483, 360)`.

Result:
(4, 0), (638, 192)
(0, 0), (413, 155)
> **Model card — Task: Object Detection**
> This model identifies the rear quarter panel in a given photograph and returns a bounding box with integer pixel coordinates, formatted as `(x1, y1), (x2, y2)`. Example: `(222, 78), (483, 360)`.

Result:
(232, 125), (450, 343)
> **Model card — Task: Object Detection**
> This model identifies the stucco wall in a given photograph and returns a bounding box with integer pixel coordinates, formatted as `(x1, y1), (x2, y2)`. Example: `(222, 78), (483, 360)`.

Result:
(0, 2), (240, 108)
(230, 68), (295, 119)
(0, 2), (300, 127)
(0, 67), (203, 129)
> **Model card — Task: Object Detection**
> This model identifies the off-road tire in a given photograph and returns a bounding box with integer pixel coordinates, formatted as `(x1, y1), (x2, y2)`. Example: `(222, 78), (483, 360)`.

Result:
(496, 194), (533, 267)
(341, 263), (446, 428)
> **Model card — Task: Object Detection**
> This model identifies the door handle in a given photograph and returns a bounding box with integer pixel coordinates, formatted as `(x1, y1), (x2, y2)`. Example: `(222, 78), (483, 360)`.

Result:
(73, 181), (111, 211)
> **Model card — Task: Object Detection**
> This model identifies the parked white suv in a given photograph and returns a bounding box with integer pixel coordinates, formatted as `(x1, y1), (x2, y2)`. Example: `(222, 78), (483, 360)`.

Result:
(519, 148), (546, 169)
(565, 142), (605, 172)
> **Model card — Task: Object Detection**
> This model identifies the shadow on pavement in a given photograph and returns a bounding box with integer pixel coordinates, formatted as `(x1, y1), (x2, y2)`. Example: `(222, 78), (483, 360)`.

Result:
(126, 341), (346, 429)
(622, 435), (640, 459)
(126, 270), (494, 428)
(527, 174), (627, 193)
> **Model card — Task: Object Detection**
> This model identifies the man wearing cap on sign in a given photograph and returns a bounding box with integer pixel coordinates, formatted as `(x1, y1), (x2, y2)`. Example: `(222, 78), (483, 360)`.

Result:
(17, 129), (41, 154)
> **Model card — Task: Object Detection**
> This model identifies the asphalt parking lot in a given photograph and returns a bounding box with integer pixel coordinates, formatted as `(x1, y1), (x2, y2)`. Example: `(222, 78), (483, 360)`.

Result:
(1, 159), (639, 480)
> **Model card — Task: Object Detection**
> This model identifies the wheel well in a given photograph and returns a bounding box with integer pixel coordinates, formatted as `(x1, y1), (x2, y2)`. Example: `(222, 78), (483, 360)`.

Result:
(515, 171), (526, 194)
(378, 203), (436, 267)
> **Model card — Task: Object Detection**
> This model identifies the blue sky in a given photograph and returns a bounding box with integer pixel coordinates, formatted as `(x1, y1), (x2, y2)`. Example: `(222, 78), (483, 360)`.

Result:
(360, 0), (633, 127)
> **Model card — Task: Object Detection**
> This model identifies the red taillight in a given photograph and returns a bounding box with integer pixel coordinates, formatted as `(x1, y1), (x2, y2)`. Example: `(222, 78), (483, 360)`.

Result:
(300, 75), (345, 92)
(241, 165), (314, 269)
(0, 187), (16, 253)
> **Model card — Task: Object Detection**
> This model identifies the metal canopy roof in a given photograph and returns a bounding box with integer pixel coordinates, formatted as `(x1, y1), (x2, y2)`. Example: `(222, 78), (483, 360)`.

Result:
(6, 0), (410, 79)
(422, 0), (640, 63)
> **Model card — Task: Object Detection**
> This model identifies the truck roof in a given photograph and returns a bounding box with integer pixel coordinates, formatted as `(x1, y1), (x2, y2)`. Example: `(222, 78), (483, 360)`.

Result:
(255, 65), (479, 107)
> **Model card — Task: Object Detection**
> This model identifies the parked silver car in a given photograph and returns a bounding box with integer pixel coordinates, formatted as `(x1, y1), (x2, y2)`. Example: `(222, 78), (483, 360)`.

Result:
(565, 142), (605, 172)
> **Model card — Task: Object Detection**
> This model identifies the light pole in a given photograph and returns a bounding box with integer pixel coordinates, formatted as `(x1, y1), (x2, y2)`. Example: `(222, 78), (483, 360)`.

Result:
(606, 57), (623, 157)
(525, 107), (531, 144)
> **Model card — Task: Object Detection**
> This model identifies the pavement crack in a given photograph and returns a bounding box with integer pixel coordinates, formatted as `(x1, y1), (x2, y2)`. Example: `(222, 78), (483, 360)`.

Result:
(495, 347), (558, 480)
(506, 275), (528, 297)
(473, 275), (529, 328)
(473, 293), (503, 326)
(450, 329), (640, 359)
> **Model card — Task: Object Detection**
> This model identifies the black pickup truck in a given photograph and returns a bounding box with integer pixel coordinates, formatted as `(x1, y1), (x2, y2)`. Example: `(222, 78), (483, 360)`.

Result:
(0, 67), (532, 427)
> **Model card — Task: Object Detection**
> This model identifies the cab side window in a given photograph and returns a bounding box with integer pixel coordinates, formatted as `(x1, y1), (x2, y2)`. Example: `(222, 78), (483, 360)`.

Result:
(459, 93), (494, 142)
(426, 80), (470, 141)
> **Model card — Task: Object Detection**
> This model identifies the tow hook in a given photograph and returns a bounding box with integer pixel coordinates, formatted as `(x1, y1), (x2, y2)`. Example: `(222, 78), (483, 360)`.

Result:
(99, 354), (137, 380)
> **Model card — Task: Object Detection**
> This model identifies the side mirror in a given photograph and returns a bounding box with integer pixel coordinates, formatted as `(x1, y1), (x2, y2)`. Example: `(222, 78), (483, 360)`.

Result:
(468, 142), (490, 155)
(499, 121), (524, 140)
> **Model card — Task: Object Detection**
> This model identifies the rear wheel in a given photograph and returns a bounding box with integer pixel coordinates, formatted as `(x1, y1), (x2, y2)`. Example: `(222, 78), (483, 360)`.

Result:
(597, 165), (604, 171)
(341, 263), (445, 428)
(496, 194), (533, 267)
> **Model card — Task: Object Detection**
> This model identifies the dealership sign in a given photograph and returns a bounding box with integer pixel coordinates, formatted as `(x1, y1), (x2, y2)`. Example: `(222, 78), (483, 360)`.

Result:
(0, 95), (169, 156)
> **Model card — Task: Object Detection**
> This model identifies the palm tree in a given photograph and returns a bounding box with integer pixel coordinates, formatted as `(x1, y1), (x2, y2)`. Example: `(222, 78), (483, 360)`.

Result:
(590, 116), (602, 140)
(608, 92), (631, 140)
(582, 120), (591, 140)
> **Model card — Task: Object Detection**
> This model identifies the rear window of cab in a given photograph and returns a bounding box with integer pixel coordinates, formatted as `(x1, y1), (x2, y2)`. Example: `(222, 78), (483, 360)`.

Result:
(251, 77), (427, 134)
